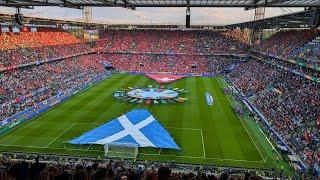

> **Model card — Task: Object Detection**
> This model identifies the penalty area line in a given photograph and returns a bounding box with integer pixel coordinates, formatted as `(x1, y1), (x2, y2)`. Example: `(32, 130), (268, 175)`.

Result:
(166, 127), (202, 131)
(0, 144), (265, 164)
(139, 152), (265, 163)
(166, 127), (206, 158)
(45, 122), (77, 148)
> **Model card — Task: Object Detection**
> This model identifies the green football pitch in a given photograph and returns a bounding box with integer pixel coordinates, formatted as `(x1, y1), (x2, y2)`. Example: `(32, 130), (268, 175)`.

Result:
(0, 73), (290, 171)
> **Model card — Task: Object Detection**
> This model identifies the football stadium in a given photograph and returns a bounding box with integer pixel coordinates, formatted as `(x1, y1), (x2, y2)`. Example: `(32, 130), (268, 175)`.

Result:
(0, 1), (320, 179)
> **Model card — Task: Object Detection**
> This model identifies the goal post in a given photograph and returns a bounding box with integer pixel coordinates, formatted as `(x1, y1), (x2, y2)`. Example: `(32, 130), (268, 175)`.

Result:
(104, 142), (138, 159)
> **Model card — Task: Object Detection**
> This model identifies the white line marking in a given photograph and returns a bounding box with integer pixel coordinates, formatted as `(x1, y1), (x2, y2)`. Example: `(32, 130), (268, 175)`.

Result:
(77, 122), (100, 125)
(86, 144), (92, 151)
(0, 102), (264, 164)
(138, 152), (265, 163)
(0, 120), (38, 143)
(216, 78), (266, 162)
(45, 122), (77, 148)
(167, 127), (205, 158)
(200, 129), (206, 158)
(257, 125), (282, 159)
(0, 108), (57, 143)
(70, 123), (202, 131)
(166, 127), (202, 131)
(0, 144), (265, 163)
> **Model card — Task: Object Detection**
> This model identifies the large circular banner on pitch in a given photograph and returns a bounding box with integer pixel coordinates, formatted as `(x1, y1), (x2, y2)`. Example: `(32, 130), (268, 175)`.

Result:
(113, 86), (188, 104)
(127, 88), (178, 100)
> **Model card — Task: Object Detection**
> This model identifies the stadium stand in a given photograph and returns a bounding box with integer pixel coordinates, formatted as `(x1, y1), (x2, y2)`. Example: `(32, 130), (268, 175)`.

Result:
(104, 54), (236, 75)
(99, 29), (249, 54)
(0, 27), (80, 50)
(289, 35), (320, 65)
(0, 54), (107, 121)
(0, 153), (274, 180)
(254, 29), (320, 58)
(98, 29), (248, 75)
(0, 43), (91, 68)
(228, 59), (320, 166)
(1, 26), (320, 178)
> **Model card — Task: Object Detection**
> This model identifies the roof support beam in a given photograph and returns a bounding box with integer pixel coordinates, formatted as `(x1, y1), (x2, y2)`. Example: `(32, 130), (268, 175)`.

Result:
(263, 0), (290, 6)
(0, 0), (319, 8)
(121, 0), (136, 10)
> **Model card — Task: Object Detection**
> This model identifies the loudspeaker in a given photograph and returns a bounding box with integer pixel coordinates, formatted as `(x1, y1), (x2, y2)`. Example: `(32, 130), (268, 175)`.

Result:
(14, 13), (24, 26)
(186, 14), (190, 28)
(186, 7), (191, 28)
(310, 9), (320, 29)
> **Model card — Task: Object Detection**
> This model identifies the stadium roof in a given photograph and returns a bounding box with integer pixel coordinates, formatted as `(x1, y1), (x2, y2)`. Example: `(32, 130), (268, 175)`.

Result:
(0, 13), (221, 28)
(0, 0), (320, 8)
(225, 10), (315, 29)
(0, 13), (105, 27)
(0, 10), (315, 30)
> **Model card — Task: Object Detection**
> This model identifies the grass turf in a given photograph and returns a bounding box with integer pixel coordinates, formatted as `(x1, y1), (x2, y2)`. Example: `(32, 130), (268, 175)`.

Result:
(0, 73), (290, 172)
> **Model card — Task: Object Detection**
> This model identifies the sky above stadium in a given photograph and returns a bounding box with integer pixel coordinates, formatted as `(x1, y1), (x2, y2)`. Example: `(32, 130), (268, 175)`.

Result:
(0, 6), (303, 25)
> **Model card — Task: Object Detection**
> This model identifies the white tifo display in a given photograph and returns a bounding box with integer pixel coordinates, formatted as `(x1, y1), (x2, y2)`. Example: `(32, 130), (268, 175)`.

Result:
(104, 142), (138, 159)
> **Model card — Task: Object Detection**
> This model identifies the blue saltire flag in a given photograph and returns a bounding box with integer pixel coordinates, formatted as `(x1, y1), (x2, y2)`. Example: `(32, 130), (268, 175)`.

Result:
(68, 109), (180, 150)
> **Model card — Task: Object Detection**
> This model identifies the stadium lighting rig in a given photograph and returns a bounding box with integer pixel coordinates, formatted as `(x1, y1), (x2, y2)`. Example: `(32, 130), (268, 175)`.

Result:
(186, 0), (190, 28)
(310, 7), (320, 29)
(14, 8), (24, 25)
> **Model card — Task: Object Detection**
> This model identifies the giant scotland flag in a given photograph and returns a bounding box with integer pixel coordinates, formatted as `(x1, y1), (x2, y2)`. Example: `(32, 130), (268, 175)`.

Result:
(68, 109), (180, 150)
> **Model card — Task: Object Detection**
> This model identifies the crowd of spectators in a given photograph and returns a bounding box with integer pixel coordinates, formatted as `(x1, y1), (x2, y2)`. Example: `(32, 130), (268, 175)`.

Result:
(99, 29), (249, 55)
(105, 53), (235, 75)
(254, 29), (320, 59)
(0, 54), (106, 121)
(0, 43), (91, 69)
(97, 29), (248, 75)
(288, 36), (320, 65)
(252, 52), (320, 79)
(0, 28), (92, 69)
(2, 26), (320, 177)
(0, 153), (275, 180)
(0, 27), (80, 50)
(0, 27), (246, 123)
(227, 59), (320, 166)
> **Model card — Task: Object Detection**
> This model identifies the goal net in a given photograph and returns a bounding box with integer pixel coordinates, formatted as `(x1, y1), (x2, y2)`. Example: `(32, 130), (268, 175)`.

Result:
(104, 142), (138, 159)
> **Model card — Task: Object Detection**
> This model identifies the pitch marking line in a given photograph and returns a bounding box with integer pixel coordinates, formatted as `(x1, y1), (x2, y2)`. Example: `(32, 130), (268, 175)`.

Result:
(200, 129), (206, 158)
(0, 144), (265, 164)
(57, 124), (204, 153)
(0, 120), (38, 143)
(257, 124), (282, 160)
(216, 78), (266, 162)
(0, 108), (58, 143)
(77, 122), (100, 125)
(139, 152), (265, 163)
(86, 144), (92, 151)
(163, 127), (206, 158)
(166, 127), (202, 131)
(45, 122), (77, 148)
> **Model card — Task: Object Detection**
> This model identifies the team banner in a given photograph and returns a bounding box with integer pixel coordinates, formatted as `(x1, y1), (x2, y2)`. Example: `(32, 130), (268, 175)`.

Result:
(146, 74), (185, 84)
(113, 85), (188, 105)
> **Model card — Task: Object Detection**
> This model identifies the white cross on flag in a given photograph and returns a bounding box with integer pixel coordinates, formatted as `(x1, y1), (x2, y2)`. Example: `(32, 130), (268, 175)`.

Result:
(68, 109), (180, 150)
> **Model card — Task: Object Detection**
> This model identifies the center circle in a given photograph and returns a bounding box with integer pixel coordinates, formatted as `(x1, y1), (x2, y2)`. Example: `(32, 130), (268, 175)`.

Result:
(127, 88), (178, 100)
